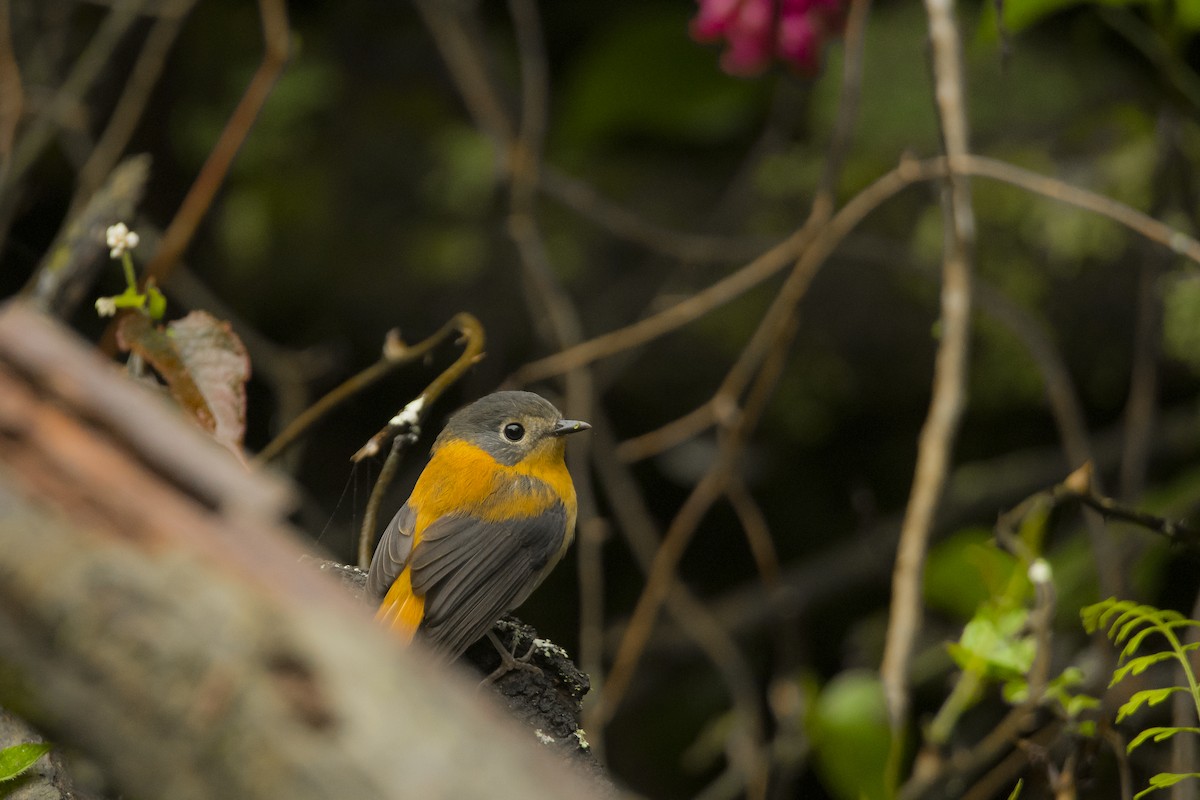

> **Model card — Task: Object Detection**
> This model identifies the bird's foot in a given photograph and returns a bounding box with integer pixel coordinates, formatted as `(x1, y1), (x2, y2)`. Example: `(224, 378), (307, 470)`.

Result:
(479, 629), (542, 686)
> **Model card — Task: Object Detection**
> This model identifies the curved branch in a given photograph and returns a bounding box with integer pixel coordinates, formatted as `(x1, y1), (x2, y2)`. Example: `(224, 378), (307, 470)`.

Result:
(511, 154), (1200, 388)
(352, 313), (486, 568)
(140, 0), (290, 286)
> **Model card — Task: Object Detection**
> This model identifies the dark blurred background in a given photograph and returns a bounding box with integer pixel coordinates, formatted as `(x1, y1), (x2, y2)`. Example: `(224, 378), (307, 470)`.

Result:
(5, 0), (1200, 797)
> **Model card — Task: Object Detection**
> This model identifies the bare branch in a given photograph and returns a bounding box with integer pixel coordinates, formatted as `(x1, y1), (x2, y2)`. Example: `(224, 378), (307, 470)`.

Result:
(350, 313), (486, 568)
(69, 0), (198, 216)
(140, 0), (289, 286)
(880, 0), (976, 744)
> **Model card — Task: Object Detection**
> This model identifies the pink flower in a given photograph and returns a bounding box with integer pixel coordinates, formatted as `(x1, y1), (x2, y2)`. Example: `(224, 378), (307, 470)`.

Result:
(690, 0), (845, 76)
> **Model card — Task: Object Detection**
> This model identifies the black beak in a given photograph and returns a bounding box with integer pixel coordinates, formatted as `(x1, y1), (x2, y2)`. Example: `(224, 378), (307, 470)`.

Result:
(551, 419), (591, 437)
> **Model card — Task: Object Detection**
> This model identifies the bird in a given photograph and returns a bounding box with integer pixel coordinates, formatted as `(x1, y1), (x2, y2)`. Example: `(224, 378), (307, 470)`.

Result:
(366, 390), (590, 659)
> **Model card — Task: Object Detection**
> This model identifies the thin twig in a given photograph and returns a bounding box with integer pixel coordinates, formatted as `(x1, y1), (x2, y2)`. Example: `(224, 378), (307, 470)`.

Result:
(0, 0), (146, 253)
(513, 153), (1200, 388)
(615, 399), (721, 463)
(1119, 111), (1179, 500)
(590, 415), (769, 797)
(1098, 7), (1200, 114)
(502, 0), (612, 765)
(139, 0), (289, 286)
(597, 315), (801, 725)
(350, 317), (487, 463)
(900, 555), (1056, 800)
(725, 478), (780, 588)
(255, 315), (480, 466)
(411, 0), (513, 151)
(1071, 490), (1198, 547)
(508, 222), (818, 387)
(974, 281), (1122, 597)
(958, 724), (1062, 800)
(0, 0), (146, 200)
(360, 435), (407, 570)
(615, 0), (872, 468)
(538, 166), (769, 263)
(816, 0), (873, 200)
(69, 0), (198, 217)
(353, 314), (486, 568)
(1119, 260), (1163, 501)
(167, 262), (336, 473)
(953, 154), (1200, 261)
(595, 0), (873, 724)
(613, 403), (1200, 670)
(667, 588), (771, 800)
(881, 0), (976, 751)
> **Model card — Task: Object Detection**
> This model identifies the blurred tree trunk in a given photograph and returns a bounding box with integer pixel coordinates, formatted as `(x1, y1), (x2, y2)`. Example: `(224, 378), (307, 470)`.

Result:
(0, 301), (605, 800)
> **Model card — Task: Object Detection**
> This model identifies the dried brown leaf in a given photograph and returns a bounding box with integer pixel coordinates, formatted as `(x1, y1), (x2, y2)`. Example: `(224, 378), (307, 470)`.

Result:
(116, 311), (249, 458)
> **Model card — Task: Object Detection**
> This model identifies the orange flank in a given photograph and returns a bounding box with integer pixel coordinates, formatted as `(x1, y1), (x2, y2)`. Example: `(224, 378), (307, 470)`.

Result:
(375, 566), (425, 642)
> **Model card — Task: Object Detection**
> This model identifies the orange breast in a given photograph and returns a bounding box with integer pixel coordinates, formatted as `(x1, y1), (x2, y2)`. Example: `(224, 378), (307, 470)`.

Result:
(409, 438), (575, 530)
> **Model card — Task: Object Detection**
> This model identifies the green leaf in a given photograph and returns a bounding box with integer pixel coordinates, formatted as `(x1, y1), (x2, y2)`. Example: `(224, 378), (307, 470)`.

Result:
(1112, 652), (1179, 686)
(1082, 598), (1127, 634)
(1006, 778), (1024, 800)
(111, 286), (147, 310)
(1064, 694), (1101, 717)
(1179, 0), (1200, 30)
(1135, 772), (1200, 800)
(1002, 677), (1029, 704)
(146, 284), (167, 321)
(1043, 667), (1099, 718)
(807, 671), (893, 800)
(1117, 687), (1189, 723)
(924, 527), (1020, 620)
(0, 742), (51, 781)
(948, 608), (1035, 679)
(1128, 727), (1200, 754)
(1047, 666), (1086, 691)
(987, 0), (1098, 34)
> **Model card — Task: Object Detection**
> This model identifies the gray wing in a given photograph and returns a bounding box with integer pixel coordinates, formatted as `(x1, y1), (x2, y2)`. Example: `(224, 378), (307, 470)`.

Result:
(410, 504), (567, 658)
(366, 502), (417, 599)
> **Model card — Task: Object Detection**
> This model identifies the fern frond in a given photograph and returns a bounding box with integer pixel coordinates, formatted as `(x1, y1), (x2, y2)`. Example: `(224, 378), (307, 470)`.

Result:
(1112, 652), (1178, 686)
(1083, 599), (1200, 800)
(1133, 772), (1200, 800)
(1127, 727), (1200, 754)
(1117, 687), (1189, 723)
(1081, 598), (1132, 634)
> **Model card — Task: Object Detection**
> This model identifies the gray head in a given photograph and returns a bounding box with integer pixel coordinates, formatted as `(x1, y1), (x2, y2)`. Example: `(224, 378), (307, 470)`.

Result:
(433, 390), (590, 467)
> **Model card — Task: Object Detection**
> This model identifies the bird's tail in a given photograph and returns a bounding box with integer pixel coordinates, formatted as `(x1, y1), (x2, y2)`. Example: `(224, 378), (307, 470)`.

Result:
(375, 566), (424, 643)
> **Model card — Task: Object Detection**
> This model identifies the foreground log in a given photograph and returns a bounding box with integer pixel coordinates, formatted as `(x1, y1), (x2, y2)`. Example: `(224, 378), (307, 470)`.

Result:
(0, 302), (607, 800)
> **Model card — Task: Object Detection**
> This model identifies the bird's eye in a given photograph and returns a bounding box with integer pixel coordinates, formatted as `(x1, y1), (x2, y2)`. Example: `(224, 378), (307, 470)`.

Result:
(503, 422), (526, 442)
